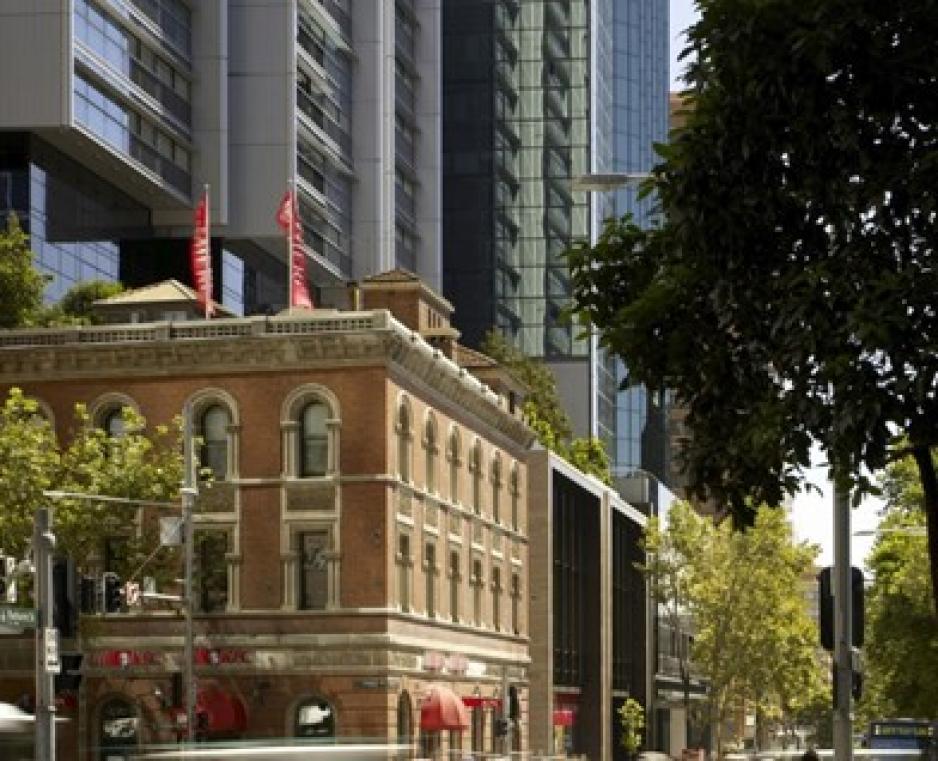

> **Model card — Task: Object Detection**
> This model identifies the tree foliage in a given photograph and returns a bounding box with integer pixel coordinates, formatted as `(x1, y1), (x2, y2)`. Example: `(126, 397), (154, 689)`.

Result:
(481, 330), (611, 483)
(36, 279), (125, 326)
(0, 214), (47, 328)
(617, 696), (645, 757)
(566, 0), (938, 611)
(858, 454), (938, 720)
(643, 503), (825, 753)
(0, 388), (184, 584)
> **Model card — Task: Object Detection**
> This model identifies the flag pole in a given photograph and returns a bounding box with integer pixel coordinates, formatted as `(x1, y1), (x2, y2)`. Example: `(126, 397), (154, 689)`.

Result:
(287, 179), (294, 311)
(204, 183), (211, 319)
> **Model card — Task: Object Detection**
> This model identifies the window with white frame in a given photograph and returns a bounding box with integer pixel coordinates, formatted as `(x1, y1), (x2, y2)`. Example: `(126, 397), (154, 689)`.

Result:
(424, 541), (436, 618)
(470, 440), (482, 515)
(397, 400), (412, 483)
(282, 385), (339, 479)
(300, 401), (328, 477)
(511, 572), (521, 635)
(472, 558), (483, 626)
(447, 426), (461, 503)
(490, 453), (502, 524)
(199, 404), (230, 480)
(491, 565), (502, 631)
(449, 550), (460, 622)
(424, 414), (438, 494)
(397, 533), (412, 612)
(509, 464), (520, 532)
(298, 530), (330, 610)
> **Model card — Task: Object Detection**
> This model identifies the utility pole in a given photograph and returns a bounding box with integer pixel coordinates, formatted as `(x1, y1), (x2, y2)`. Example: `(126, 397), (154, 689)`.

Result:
(182, 403), (197, 742)
(34, 507), (56, 761)
(833, 482), (852, 761)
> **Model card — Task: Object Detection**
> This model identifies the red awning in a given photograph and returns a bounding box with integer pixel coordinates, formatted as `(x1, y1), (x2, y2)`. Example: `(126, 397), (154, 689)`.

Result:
(553, 708), (576, 727)
(420, 686), (471, 731)
(461, 696), (502, 710)
(173, 687), (247, 736)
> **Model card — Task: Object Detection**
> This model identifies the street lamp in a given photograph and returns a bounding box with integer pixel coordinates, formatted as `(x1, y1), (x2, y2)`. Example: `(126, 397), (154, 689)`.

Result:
(571, 171), (651, 439)
(853, 527), (926, 537)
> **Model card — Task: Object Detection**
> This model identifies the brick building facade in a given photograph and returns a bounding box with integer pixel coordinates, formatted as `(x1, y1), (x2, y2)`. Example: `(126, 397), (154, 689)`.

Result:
(0, 273), (534, 760)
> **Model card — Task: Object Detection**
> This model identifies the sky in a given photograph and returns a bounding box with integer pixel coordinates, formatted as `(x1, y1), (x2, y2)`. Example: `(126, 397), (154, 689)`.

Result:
(668, 0), (883, 568)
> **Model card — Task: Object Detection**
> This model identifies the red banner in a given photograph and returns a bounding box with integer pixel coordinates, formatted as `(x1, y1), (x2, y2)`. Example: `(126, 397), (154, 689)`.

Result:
(189, 188), (212, 317)
(276, 189), (313, 309)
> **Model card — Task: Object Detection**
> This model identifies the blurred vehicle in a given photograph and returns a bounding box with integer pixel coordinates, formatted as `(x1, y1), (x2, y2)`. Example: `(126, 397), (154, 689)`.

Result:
(0, 702), (34, 761)
(132, 740), (413, 760)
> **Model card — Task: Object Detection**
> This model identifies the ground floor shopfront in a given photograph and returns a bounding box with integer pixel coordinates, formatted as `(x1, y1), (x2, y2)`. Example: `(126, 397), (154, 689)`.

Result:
(0, 636), (528, 761)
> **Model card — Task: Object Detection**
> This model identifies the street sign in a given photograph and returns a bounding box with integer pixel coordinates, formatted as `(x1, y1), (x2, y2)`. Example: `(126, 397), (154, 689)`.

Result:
(0, 605), (37, 629)
(44, 627), (60, 674)
(125, 581), (141, 606)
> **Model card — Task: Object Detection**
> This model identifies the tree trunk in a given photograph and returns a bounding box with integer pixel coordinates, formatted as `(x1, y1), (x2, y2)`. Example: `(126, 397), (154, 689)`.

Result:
(911, 446), (938, 616)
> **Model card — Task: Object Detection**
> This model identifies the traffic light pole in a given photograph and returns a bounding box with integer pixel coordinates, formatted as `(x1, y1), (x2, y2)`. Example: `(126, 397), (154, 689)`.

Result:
(833, 482), (852, 761)
(34, 507), (56, 761)
(182, 403), (197, 743)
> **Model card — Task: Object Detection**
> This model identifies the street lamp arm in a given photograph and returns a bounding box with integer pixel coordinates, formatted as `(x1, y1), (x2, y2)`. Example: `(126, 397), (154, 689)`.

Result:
(42, 490), (182, 510)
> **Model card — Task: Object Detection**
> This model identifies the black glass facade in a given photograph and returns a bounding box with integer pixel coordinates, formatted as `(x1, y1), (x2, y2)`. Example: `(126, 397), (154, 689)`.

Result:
(443, 0), (589, 356)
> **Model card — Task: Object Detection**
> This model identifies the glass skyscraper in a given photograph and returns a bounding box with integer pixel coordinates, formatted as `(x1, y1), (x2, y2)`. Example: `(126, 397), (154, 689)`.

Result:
(442, 0), (671, 492)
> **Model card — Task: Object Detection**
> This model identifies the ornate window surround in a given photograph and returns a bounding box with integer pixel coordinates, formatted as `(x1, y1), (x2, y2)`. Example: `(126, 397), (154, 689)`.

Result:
(280, 383), (341, 479)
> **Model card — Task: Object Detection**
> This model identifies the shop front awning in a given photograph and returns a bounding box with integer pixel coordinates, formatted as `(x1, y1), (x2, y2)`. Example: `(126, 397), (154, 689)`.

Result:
(173, 687), (247, 736)
(420, 686), (471, 732)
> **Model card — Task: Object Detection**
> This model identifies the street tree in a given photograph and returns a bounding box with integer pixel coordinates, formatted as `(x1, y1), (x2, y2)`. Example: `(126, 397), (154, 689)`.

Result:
(0, 388), (184, 581)
(644, 502), (824, 753)
(36, 279), (126, 326)
(481, 330), (611, 483)
(858, 455), (938, 719)
(0, 213), (47, 328)
(566, 0), (938, 612)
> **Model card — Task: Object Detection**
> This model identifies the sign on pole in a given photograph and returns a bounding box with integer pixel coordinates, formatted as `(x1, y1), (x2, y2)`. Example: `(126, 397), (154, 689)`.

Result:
(44, 627), (60, 675)
(0, 605), (37, 629)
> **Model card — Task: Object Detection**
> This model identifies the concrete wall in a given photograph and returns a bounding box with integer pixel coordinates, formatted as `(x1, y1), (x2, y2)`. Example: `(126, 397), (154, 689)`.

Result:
(0, 0), (70, 129)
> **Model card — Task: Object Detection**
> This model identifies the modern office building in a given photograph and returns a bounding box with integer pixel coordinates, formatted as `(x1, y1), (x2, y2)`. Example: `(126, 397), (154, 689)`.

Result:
(441, 0), (670, 488)
(0, 0), (442, 312)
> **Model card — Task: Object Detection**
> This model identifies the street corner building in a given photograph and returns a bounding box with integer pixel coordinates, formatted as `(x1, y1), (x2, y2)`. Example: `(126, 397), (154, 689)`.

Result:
(0, 274), (536, 759)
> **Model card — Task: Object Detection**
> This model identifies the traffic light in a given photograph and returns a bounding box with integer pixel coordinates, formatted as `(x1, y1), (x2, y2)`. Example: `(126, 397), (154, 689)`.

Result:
(103, 573), (123, 613)
(52, 557), (78, 637)
(54, 653), (83, 693)
(0, 553), (15, 604)
(80, 576), (98, 614)
(494, 718), (510, 738)
(817, 566), (865, 650)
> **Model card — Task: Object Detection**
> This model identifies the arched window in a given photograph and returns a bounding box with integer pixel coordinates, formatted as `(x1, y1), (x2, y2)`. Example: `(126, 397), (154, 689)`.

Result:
(295, 697), (335, 738)
(470, 440), (483, 515)
(282, 384), (339, 478)
(102, 407), (126, 438)
(449, 551), (460, 622)
(509, 464), (520, 532)
(397, 401), (412, 483)
(490, 453), (502, 524)
(300, 401), (328, 477)
(447, 427), (461, 503)
(424, 415), (437, 494)
(199, 404), (230, 480)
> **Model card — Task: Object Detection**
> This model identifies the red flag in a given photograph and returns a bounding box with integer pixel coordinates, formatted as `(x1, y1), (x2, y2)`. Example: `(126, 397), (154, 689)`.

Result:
(276, 189), (313, 309)
(189, 189), (212, 317)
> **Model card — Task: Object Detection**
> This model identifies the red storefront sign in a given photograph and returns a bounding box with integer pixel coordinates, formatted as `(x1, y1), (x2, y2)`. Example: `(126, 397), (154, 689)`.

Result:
(424, 651), (468, 674)
(90, 648), (251, 668)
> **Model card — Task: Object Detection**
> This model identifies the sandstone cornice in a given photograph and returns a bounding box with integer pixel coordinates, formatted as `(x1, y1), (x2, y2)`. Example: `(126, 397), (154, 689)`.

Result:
(0, 311), (535, 449)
